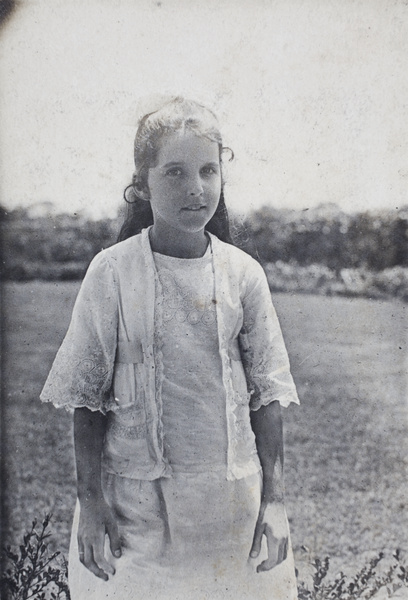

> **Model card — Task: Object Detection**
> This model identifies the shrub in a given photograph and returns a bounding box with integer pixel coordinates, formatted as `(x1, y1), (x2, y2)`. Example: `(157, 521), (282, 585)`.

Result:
(297, 550), (408, 599)
(263, 261), (408, 302)
(0, 515), (70, 600)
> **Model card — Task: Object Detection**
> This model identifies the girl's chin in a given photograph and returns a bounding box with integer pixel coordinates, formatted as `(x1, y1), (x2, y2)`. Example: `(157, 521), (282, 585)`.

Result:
(153, 210), (216, 236)
(166, 217), (210, 233)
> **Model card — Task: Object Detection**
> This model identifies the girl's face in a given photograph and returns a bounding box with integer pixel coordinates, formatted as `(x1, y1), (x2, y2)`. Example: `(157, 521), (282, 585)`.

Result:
(146, 131), (222, 238)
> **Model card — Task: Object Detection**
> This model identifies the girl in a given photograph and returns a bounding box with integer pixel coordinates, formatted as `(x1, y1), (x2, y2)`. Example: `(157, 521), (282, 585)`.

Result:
(41, 97), (300, 600)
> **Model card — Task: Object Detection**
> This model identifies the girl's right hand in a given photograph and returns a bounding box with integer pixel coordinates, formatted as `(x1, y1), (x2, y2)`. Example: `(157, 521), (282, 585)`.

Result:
(77, 497), (122, 581)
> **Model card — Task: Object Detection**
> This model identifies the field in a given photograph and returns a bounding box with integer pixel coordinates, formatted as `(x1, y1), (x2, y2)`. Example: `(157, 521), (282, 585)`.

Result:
(2, 281), (407, 577)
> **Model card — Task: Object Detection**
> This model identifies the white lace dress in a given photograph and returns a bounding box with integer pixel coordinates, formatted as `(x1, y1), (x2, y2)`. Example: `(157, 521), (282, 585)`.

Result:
(41, 231), (300, 600)
(66, 247), (298, 600)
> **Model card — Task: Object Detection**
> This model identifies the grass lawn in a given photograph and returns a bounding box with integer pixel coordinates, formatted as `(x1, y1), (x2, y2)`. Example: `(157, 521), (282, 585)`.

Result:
(2, 282), (407, 573)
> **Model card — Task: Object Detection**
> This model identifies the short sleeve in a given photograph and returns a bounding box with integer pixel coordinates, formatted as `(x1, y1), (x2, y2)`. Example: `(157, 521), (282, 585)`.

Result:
(40, 252), (118, 414)
(239, 260), (300, 411)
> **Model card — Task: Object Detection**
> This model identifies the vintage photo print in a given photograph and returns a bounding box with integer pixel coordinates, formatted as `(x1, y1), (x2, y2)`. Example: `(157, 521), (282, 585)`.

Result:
(1, 1), (407, 599)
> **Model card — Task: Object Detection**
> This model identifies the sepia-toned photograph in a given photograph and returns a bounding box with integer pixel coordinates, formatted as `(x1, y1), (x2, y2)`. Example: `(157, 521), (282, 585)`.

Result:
(1, 1), (407, 599)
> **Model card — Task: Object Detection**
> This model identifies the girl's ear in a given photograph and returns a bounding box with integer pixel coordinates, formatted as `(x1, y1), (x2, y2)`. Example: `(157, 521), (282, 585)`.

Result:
(137, 185), (151, 201)
(132, 175), (151, 201)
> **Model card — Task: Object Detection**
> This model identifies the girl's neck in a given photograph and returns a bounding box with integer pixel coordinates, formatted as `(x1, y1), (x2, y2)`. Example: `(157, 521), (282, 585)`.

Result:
(149, 225), (209, 259)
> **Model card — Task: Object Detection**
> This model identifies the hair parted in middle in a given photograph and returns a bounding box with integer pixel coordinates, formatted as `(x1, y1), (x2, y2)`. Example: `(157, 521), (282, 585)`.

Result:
(118, 97), (234, 244)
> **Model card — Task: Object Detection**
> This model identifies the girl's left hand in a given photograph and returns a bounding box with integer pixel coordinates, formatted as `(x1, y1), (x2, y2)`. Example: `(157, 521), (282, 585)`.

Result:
(249, 500), (289, 572)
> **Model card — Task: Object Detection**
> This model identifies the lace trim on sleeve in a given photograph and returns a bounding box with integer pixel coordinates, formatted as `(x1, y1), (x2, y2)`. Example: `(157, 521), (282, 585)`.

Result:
(41, 346), (116, 414)
(240, 262), (300, 411)
(40, 253), (118, 414)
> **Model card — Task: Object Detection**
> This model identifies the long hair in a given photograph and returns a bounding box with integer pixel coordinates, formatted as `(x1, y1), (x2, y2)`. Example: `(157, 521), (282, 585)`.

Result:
(117, 97), (233, 244)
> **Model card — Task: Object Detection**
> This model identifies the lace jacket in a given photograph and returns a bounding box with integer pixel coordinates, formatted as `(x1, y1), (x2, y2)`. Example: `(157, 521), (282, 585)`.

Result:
(41, 228), (299, 481)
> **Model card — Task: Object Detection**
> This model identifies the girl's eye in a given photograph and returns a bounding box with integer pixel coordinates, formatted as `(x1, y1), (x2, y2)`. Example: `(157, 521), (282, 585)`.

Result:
(201, 166), (218, 176)
(165, 167), (182, 177)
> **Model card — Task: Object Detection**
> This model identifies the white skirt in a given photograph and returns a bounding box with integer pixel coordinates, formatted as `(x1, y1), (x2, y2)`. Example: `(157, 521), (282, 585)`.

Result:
(68, 471), (298, 600)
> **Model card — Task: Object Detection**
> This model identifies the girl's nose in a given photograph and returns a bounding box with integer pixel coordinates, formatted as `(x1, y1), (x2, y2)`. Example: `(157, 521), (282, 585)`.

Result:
(189, 177), (204, 196)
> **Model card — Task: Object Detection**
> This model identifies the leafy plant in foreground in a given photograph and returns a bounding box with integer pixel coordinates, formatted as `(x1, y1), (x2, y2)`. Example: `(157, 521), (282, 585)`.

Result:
(298, 550), (408, 599)
(0, 514), (70, 600)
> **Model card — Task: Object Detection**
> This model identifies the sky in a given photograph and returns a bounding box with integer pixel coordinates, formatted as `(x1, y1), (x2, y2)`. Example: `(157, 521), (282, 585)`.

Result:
(1, 0), (407, 219)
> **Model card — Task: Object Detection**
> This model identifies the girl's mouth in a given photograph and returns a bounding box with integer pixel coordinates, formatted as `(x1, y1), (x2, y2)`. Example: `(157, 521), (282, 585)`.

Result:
(182, 205), (206, 211)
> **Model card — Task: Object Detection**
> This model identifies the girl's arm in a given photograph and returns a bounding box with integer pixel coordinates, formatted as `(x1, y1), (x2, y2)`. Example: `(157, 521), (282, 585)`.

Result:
(249, 401), (289, 572)
(74, 408), (121, 581)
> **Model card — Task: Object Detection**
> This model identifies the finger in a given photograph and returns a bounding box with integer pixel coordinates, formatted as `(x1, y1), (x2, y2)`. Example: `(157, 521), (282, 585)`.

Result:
(257, 559), (272, 573)
(250, 522), (265, 559)
(256, 554), (277, 572)
(256, 550), (278, 573)
(107, 521), (122, 559)
(257, 534), (288, 572)
(83, 545), (109, 581)
(78, 543), (85, 564)
(93, 545), (116, 577)
(257, 527), (279, 572)
(277, 537), (288, 565)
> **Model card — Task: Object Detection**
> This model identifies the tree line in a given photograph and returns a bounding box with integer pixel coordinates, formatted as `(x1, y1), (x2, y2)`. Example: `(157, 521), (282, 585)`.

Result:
(239, 204), (408, 273)
(1, 203), (407, 283)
